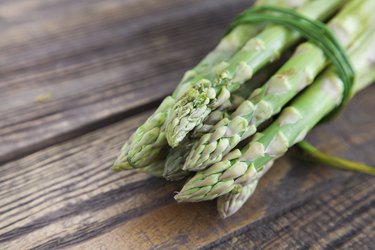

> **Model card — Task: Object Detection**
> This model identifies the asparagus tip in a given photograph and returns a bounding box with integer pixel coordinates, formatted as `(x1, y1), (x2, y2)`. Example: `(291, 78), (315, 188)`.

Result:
(111, 161), (133, 171)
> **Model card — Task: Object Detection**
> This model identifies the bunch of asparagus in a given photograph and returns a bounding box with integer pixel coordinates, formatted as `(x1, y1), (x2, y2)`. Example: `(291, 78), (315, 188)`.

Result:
(113, 0), (375, 218)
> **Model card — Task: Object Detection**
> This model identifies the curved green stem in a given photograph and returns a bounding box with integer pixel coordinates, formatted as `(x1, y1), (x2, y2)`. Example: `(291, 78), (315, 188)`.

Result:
(298, 141), (375, 175)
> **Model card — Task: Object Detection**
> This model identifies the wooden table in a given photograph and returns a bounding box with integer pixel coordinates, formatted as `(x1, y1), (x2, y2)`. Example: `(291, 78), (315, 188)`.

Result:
(1, 0), (374, 249)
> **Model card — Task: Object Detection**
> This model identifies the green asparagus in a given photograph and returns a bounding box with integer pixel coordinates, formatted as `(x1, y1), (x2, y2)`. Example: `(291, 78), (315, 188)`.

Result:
(184, 0), (374, 171)
(112, 142), (165, 177)
(113, 134), (167, 177)
(163, 139), (193, 181)
(129, 81), (266, 178)
(165, 0), (345, 148)
(217, 180), (258, 218)
(175, 27), (375, 202)
(217, 160), (273, 218)
(165, 62), (288, 179)
(163, 88), (253, 180)
(123, 0), (304, 168)
(112, 140), (134, 171)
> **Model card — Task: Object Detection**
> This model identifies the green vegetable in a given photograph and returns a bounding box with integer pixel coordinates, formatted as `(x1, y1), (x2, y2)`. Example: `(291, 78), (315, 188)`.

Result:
(165, 0), (345, 148)
(217, 160), (274, 218)
(217, 180), (259, 219)
(122, 0), (310, 168)
(163, 139), (192, 181)
(112, 142), (165, 177)
(164, 63), (288, 179)
(120, 1), (288, 168)
(175, 26), (375, 202)
(183, 0), (373, 171)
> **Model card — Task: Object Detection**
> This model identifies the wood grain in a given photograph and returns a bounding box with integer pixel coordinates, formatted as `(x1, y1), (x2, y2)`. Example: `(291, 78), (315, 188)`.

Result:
(206, 175), (375, 250)
(1, 85), (374, 249)
(1, 0), (374, 249)
(0, 0), (250, 164)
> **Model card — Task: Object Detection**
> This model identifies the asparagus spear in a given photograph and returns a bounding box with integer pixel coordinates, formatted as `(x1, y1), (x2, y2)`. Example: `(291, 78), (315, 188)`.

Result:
(217, 180), (258, 218)
(121, 0), (305, 168)
(163, 139), (193, 181)
(164, 100), (251, 181)
(164, 64), (287, 180)
(192, 90), (249, 138)
(112, 141), (133, 171)
(183, 0), (374, 171)
(193, 56), (288, 138)
(217, 160), (273, 218)
(112, 142), (165, 177)
(165, 0), (345, 148)
(153, 88), (251, 180)
(136, 161), (165, 177)
(137, 70), (275, 179)
(175, 27), (375, 202)
(127, 87), (262, 179)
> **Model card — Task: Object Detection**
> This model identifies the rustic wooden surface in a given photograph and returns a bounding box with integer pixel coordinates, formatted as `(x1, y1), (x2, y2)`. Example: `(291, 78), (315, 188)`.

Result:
(0, 0), (374, 249)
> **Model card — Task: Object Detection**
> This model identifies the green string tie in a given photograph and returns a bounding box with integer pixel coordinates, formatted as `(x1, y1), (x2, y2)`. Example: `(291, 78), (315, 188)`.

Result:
(225, 6), (374, 175)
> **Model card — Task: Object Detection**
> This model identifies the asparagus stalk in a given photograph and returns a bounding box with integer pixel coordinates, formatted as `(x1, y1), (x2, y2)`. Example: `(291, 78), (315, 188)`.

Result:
(132, 79), (269, 179)
(217, 180), (258, 218)
(193, 63), (282, 137)
(163, 103), (249, 181)
(160, 88), (250, 180)
(183, 0), (374, 171)
(192, 86), (250, 137)
(112, 142), (165, 177)
(138, 161), (165, 177)
(137, 71), (275, 179)
(217, 160), (273, 218)
(122, 0), (305, 168)
(112, 96), (174, 171)
(175, 27), (375, 202)
(165, 0), (345, 148)
(164, 64), (287, 180)
(197, 47), (294, 138)
(112, 143), (132, 171)
(163, 139), (193, 181)
(192, 108), (231, 138)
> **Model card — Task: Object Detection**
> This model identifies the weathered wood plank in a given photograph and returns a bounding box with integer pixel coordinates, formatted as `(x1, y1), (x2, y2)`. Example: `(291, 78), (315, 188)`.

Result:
(1, 0), (374, 249)
(0, 85), (374, 249)
(0, 0), (251, 163)
(204, 175), (375, 250)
